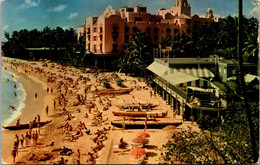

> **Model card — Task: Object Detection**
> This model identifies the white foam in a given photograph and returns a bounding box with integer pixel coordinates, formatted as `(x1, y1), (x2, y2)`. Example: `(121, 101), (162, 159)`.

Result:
(2, 70), (27, 126)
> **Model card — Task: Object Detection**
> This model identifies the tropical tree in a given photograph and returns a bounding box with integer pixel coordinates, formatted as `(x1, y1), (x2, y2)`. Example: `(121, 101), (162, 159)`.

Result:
(243, 31), (259, 62)
(126, 30), (153, 81)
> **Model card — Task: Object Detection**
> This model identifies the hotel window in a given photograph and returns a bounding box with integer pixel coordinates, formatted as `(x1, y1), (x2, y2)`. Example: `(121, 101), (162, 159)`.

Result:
(94, 36), (97, 41)
(175, 20), (178, 24)
(154, 36), (158, 42)
(187, 81), (191, 86)
(133, 27), (138, 33)
(187, 29), (191, 34)
(88, 35), (90, 41)
(99, 35), (102, 41)
(127, 8), (134, 12)
(112, 26), (118, 33)
(112, 44), (118, 53)
(87, 27), (90, 34)
(174, 28), (178, 34)
(154, 28), (158, 33)
(146, 28), (151, 35)
(166, 28), (171, 34)
(134, 17), (142, 21)
(93, 27), (97, 32)
(100, 27), (103, 33)
(93, 45), (96, 52)
(100, 44), (102, 52)
(125, 35), (129, 42)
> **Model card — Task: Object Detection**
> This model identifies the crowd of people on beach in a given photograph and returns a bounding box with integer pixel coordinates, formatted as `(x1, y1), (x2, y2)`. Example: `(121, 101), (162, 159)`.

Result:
(3, 58), (166, 164)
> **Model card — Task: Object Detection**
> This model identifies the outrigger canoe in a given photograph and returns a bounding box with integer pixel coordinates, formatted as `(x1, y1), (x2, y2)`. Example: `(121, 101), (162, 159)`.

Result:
(2, 120), (52, 130)
(94, 88), (133, 95)
(112, 111), (168, 118)
(111, 120), (182, 129)
(118, 103), (159, 110)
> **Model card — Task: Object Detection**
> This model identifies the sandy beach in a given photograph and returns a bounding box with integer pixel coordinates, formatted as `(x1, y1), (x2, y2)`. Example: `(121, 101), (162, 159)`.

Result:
(1, 57), (199, 164)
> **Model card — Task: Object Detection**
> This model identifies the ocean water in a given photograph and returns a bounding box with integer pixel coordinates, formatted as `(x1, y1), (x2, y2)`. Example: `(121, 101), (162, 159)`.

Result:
(1, 70), (27, 125)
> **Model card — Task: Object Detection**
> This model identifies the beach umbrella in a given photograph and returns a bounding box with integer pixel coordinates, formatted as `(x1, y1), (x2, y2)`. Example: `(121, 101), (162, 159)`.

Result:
(136, 131), (150, 138)
(62, 65), (67, 70)
(132, 137), (149, 144)
(116, 78), (124, 82)
(129, 147), (146, 157)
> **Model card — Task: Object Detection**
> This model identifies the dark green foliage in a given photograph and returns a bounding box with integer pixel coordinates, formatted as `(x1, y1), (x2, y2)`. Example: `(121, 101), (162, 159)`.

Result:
(165, 101), (259, 164)
(160, 16), (258, 62)
(196, 114), (221, 130)
(124, 30), (154, 78)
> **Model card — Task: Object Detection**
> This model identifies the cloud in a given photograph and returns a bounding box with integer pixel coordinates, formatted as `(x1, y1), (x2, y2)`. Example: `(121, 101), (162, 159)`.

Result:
(2, 25), (9, 32)
(214, 14), (221, 18)
(18, 0), (40, 9)
(62, 26), (75, 30)
(48, 4), (67, 12)
(248, 7), (259, 19)
(68, 12), (78, 20)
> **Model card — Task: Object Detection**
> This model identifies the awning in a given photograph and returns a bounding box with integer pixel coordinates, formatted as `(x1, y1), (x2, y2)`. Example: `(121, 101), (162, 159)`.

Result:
(187, 86), (215, 93)
(147, 62), (168, 76)
(161, 70), (200, 85)
(170, 68), (214, 78)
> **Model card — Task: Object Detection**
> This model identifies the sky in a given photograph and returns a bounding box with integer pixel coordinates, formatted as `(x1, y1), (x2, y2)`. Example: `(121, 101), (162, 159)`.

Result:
(1, 0), (259, 42)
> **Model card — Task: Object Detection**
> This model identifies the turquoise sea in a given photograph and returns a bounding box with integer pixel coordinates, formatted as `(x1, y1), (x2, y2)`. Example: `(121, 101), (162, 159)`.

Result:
(1, 70), (26, 125)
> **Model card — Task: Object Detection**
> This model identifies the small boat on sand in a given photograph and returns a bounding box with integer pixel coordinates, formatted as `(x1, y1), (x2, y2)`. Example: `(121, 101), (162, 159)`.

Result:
(111, 120), (182, 129)
(118, 103), (159, 110)
(2, 120), (52, 130)
(112, 111), (168, 118)
(94, 88), (133, 95)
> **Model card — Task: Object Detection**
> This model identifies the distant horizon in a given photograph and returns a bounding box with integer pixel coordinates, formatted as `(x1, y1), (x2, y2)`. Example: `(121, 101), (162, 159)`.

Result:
(1, 0), (259, 42)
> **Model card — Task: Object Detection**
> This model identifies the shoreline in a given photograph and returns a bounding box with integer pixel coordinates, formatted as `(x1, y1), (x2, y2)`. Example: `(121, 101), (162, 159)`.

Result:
(2, 69), (27, 126)
(1, 65), (51, 164)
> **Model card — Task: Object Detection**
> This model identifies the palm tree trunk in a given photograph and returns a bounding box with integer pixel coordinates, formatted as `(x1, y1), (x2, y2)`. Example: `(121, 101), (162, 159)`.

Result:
(237, 0), (258, 162)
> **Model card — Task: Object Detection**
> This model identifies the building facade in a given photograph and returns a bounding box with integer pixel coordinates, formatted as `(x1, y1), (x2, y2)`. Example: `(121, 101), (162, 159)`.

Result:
(77, 0), (220, 57)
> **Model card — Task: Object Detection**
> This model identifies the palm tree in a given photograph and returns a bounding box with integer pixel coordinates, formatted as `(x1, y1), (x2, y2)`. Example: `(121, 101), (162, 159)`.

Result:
(237, 0), (258, 162)
(243, 31), (258, 62)
(126, 30), (153, 81)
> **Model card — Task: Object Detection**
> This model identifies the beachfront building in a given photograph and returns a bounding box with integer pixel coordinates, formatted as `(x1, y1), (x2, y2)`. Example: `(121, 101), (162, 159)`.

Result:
(77, 0), (220, 67)
(147, 57), (257, 120)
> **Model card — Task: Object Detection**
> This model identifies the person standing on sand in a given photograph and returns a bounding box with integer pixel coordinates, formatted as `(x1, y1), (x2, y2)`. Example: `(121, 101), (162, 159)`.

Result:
(14, 134), (19, 149)
(16, 119), (20, 126)
(190, 116), (195, 126)
(37, 123), (41, 134)
(11, 147), (18, 163)
(76, 149), (81, 164)
(35, 92), (38, 99)
(144, 117), (148, 131)
(53, 100), (56, 110)
(47, 87), (49, 94)
(51, 87), (53, 94)
(20, 134), (24, 148)
(29, 121), (33, 136)
(35, 131), (39, 145)
(37, 115), (41, 123)
(46, 105), (49, 116)
(25, 132), (30, 147)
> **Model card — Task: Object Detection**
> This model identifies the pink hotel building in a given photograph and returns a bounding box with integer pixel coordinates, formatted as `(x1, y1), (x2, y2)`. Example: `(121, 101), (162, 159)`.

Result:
(77, 0), (220, 57)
